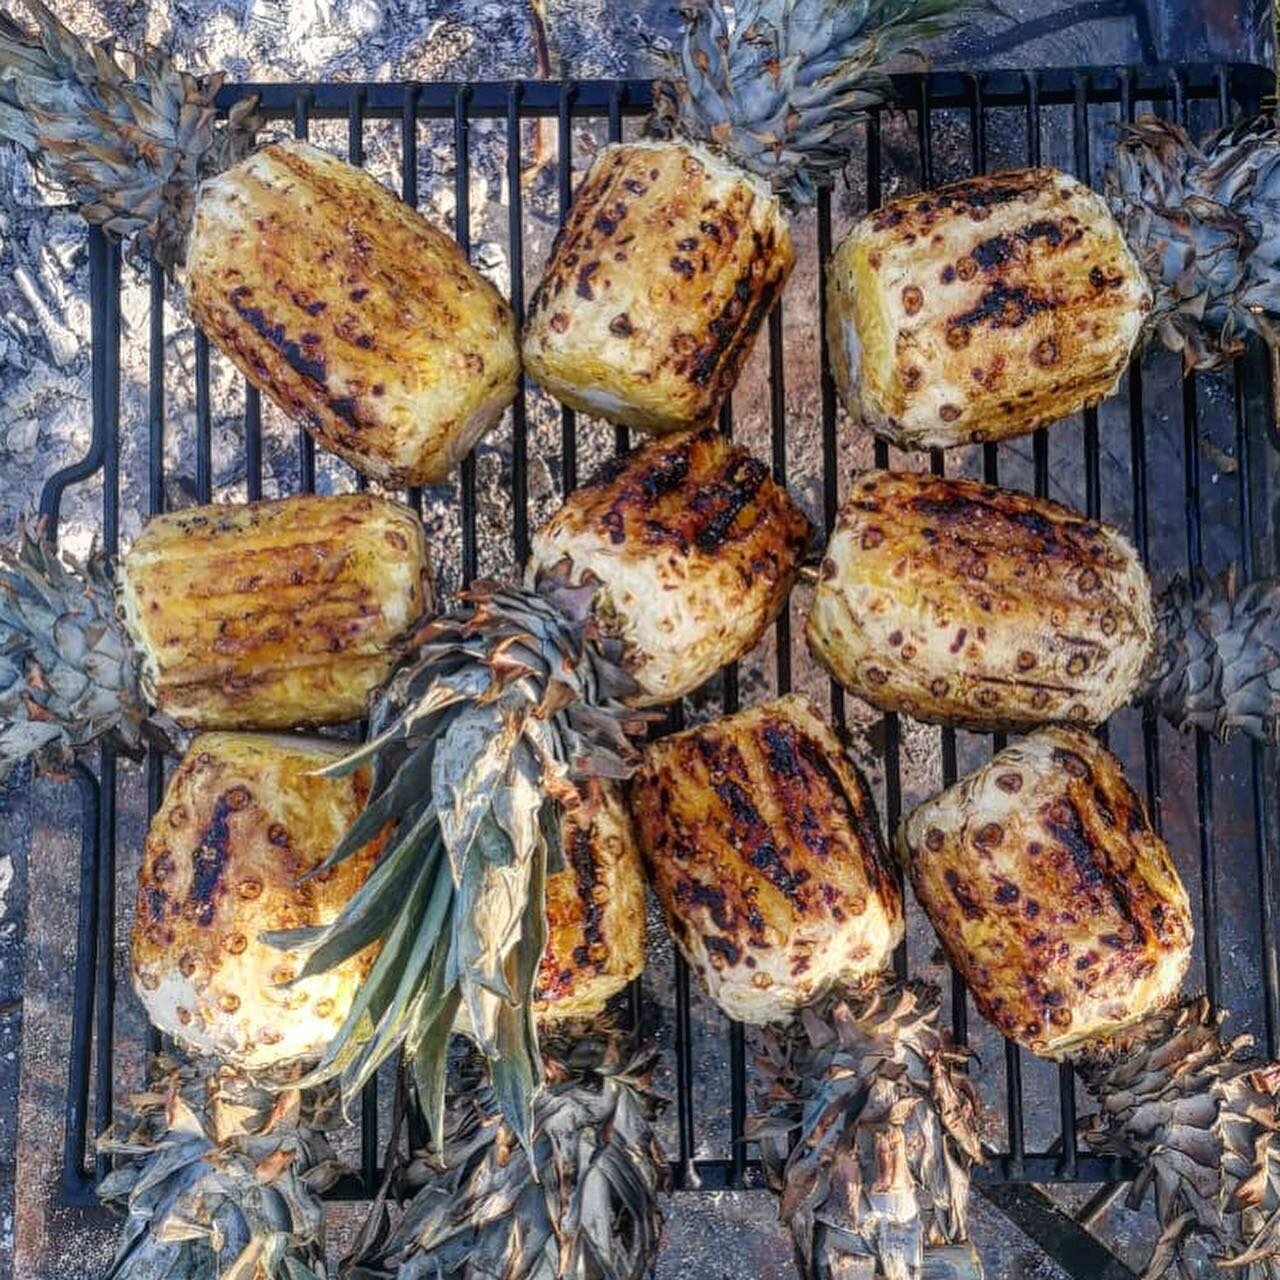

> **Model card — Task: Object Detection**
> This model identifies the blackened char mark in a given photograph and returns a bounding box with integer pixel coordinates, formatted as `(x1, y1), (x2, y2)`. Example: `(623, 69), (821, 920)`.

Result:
(949, 282), (1055, 334)
(566, 821), (605, 967)
(674, 878), (733, 931)
(231, 296), (328, 386)
(933, 173), (1049, 213)
(689, 266), (782, 390)
(692, 455), (767, 553)
(705, 935), (742, 966)
(943, 867), (984, 920)
(189, 794), (236, 927)
(712, 776), (809, 906)
(795, 732), (895, 897)
(1045, 797), (1146, 941)
(969, 220), (1076, 273)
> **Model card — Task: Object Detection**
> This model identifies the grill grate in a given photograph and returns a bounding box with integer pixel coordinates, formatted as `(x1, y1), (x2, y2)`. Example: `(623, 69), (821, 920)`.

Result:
(46, 64), (1279, 1210)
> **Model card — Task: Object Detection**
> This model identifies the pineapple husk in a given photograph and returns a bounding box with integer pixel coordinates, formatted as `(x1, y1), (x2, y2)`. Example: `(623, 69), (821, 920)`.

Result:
(1108, 114), (1280, 371)
(0, 523), (154, 778)
(346, 1024), (668, 1280)
(0, 0), (261, 270)
(650, 0), (978, 207)
(1145, 566), (1279, 745)
(266, 567), (647, 1153)
(97, 1054), (344, 1280)
(1079, 997), (1280, 1280)
(750, 981), (984, 1280)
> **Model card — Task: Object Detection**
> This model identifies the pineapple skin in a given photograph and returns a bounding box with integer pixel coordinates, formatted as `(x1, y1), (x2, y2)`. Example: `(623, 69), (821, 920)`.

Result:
(807, 470), (1156, 732)
(528, 427), (811, 706)
(630, 694), (904, 1024)
(187, 140), (519, 486)
(522, 139), (794, 433)
(131, 733), (386, 1070)
(828, 169), (1152, 449)
(536, 781), (646, 1020)
(119, 493), (432, 729)
(898, 727), (1193, 1058)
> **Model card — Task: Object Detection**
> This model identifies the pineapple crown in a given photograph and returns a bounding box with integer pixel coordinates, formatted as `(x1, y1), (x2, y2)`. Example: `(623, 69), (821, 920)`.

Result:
(266, 571), (646, 1157)
(0, 0), (262, 271)
(1145, 566), (1279, 746)
(97, 1055), (343, 1280)
(750, 980), (985, 1280)
(1079, 997), (1280, 1280)
(1108, 115), (1280, 370)
(650, 0), (976, 207)
(348, 1026), (668, 1280)
(0, 523), (151, 779)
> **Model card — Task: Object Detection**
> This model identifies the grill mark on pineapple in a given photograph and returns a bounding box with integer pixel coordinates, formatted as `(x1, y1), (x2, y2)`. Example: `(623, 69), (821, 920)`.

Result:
(968, 220), (1082, 274)
(791, 730), (895, 901)
(691, 454), (768, 552)
(188, 793), (238, 927)
(1044, 796), (1145, 940)
(710, 773), (810, 907)
(230, 293), (329, 387)
(564, 818), (605, 972)
(948, 281), (1056, 334)
(688, 267), (784, 391)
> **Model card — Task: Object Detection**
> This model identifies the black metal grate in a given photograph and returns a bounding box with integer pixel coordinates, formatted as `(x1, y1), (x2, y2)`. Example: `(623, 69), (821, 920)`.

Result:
(46, 65), (1280, 1211)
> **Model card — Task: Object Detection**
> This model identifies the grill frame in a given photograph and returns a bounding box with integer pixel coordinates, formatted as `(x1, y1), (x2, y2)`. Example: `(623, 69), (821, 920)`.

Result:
(45, 62), (1279, 1210)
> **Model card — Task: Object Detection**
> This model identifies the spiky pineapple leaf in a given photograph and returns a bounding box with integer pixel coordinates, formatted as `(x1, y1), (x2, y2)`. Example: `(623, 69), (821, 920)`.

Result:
(0, 0), (261, 269)
(97, 1057), (337, 1280)
(1145, 566), (1279, 745)
(652, 0), (982, 206)
(751, 981), (984, 1280)
(353, 1028), (668, 1280)
(1109, 114), (1280, 370)
(0, 523), (158, 778)
(1081, 997), (1280, 1280)
(273, 576), (643, 1152)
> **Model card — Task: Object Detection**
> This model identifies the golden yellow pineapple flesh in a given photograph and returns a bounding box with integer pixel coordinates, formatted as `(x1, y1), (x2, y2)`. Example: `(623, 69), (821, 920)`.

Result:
(132, 732), (386, 1070)
(522, 139), (793, 433)
(187, 140), (520, 485)
(828, 169), (1152, 449)
(536, 780), (646, 1021)
(807, 470), (1156, 732)
(528, 427), (811, 706)
(898, 727), (1192, 1058)
(631, 694), (903, 1024)
(118, 493), (432, 730)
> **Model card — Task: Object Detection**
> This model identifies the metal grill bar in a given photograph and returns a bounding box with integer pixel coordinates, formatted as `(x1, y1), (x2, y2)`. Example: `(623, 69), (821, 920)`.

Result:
(49, 64), (1277, 1211)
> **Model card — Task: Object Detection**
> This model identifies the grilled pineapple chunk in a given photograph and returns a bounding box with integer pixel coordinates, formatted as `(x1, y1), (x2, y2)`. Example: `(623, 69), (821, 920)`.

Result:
(631, 694), (903, 1024)
(119, 493), (431, 729)
(536, 780), (646, 1020)
(828, 169), (1151, 449)
(132, 733), (385, 1069)
(528, 427), (811, 706)
(807, 470), (1155, 731)
(522, 140), (793, 433)
(187, 141), (520, 485)
(898, 727), (1192, 1057)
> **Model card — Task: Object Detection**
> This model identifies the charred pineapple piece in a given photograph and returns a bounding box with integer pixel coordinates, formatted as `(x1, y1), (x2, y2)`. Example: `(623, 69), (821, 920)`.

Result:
(536, 780), (646, 1020)
(528, 427), (812, 706)
(631, 694), (903, 1024)
(807, 470), (1155, 732)
(119, 493), (432, 730)
(828, 169), (1151, 449)
(187, 141), (520, 486)
(523, 140), (793, 433)
(898, 727), (1193, 1057)
(132, 732), (386, 1069)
